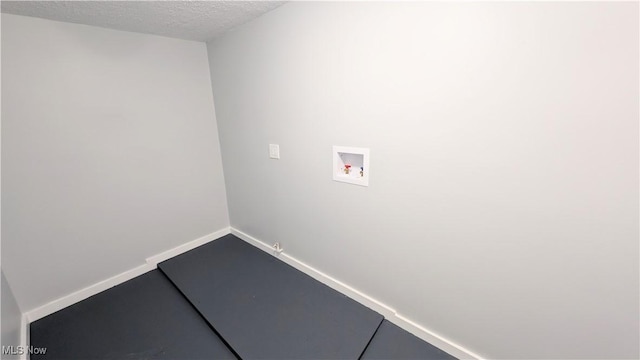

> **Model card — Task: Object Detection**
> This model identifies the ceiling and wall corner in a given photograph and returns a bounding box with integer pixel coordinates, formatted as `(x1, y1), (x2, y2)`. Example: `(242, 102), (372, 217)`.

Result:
(0, 1), (286, 42)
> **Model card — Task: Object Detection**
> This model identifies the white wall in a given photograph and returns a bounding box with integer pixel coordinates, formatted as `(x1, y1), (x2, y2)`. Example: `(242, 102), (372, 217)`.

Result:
(1, 14), (229, 312)
(207, 2), (639, 359)
(1, 270), (22, 359)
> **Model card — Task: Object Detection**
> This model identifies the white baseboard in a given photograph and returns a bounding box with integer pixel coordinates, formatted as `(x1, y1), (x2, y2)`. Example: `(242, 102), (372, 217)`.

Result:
(25, 263), (152, 324)
(25, 227), (230, 324)
(145, 227), (230, 266)
(19, 314), (29, 360)
(230, 227), (484, 360)
(21, 225), (482, 359)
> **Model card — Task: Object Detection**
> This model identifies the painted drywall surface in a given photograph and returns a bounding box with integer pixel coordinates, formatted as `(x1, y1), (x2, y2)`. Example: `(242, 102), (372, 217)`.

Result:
(1, 14), (229, 312)
(1, 270), (22, 358)
(207, 2), (639, 359)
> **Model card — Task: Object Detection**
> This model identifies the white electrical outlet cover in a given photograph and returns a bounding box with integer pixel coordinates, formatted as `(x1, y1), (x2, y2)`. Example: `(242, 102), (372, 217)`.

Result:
(269, 144), (280, 159)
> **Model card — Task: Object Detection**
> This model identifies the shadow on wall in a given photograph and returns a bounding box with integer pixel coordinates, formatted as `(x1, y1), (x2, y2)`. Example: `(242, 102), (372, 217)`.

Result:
(2, 270), (23, 359)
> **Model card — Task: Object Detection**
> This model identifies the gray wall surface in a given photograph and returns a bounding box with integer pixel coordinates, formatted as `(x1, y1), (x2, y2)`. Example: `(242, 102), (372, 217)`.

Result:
(1, 270), (22, 359)
(1, 14), (229, 312)
(207, 2), (639, 359)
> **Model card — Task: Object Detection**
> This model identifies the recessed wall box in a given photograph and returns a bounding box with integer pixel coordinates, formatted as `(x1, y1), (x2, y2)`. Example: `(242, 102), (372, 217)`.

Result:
(333, 146), (369, 187)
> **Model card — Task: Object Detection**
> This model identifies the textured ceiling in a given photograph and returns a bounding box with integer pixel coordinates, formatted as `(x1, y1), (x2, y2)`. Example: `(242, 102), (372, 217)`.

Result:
(1, 1), (286, 42)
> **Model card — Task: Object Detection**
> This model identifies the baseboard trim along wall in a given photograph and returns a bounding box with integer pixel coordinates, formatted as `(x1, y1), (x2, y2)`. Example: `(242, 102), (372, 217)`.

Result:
(24, 227), (231, 324)
(230, 227), (484, 360)
(23, 226), (482, 359)
(19, 314), (29, 360)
